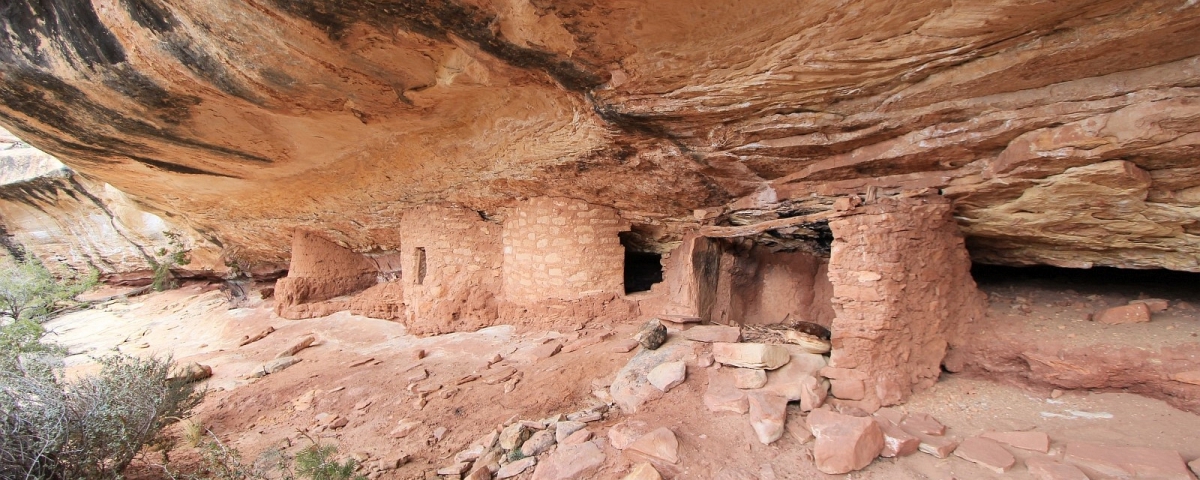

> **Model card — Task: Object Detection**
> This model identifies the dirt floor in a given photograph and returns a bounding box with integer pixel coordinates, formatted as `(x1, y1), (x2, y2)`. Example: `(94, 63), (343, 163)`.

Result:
(42, 270), (1200, 479)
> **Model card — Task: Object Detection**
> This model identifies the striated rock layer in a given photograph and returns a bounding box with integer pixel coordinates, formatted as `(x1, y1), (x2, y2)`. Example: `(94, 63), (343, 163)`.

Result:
(0, 1), (1198, 271)
(0, 129), (223, 279)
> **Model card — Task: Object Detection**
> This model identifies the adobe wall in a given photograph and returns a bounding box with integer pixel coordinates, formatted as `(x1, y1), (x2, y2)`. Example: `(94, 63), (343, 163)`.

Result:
(274, 231), (378, 317)
(501, 197), (627, 303)
(399, 205), (503, 334)
(822, 196), (986, 411)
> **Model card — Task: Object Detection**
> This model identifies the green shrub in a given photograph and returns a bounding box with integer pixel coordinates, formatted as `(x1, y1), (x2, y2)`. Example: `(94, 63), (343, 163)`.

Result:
(0, 255), (98, 321)
(150, 231), (191, 292)
(186, 432), (366, 480)
(0, 350), (205, 479)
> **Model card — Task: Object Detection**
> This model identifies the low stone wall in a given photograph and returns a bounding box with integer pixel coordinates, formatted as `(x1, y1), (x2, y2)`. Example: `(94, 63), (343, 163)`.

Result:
(822, 196), (987, 411)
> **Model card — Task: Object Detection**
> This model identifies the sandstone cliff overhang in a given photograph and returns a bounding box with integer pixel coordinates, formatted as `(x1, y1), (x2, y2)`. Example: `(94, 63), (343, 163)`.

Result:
(0, 0), (1197, 271)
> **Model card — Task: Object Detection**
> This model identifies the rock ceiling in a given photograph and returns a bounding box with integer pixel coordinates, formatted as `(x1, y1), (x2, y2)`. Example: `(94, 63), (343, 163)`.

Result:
(0, 0), (1198, 270)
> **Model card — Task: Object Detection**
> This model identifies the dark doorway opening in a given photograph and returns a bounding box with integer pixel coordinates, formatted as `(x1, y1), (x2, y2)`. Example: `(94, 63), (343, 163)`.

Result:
(624, 251), (663, 294)
(620, 231), (664, 294)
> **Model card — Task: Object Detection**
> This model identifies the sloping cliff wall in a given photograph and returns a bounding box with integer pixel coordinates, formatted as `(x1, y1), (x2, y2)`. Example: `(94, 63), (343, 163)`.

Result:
(0, 1), (1196, 271)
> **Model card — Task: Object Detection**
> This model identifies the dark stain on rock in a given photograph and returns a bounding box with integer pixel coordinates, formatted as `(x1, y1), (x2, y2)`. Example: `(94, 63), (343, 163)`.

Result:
(269, 0), (605, 92)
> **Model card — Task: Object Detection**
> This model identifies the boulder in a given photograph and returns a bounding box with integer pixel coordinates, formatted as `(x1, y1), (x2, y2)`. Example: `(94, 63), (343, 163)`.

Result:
(610, 341), (693, 413)
(807, 409), (885, 474)
(1129, 298), (1170, 312)
(635, 319), (668, 350)
(954, 437), (1016, 474)
(1094, 303), (1151, 324)
(746, 391), (788, 445)
(712, 343), (790, 370)
(648, 361), (687, 392)
(530, 440), (606, 480)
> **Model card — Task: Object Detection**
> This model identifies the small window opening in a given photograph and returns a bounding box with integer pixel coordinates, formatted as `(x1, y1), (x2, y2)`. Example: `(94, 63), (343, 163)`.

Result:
(620, 231), (663, 294)
(414, 247), (427, 285)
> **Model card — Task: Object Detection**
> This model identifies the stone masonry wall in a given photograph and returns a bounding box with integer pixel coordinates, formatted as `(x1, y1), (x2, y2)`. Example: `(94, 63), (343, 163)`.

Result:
(399, 205), (503, 335)
(274, 231), (378, 318)
(502, 197), (628, 303)
(822, 196), (987, 412)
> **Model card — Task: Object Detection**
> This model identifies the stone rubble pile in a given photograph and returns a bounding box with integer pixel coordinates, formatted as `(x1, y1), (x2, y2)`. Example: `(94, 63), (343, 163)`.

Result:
(608, 319), (1200, 479)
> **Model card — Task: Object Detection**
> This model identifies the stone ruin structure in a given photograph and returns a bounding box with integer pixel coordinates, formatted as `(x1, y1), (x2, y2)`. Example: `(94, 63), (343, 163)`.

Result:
(273, 194), (984, 409)
(0, 0), (1197, 444)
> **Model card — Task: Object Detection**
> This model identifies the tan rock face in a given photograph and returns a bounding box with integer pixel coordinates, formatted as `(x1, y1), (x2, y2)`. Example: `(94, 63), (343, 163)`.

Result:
(0, 2), (1198, 271)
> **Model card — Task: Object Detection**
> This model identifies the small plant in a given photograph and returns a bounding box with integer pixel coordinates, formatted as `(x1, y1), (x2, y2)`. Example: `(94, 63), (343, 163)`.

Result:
(0, 255), (95, 321)
(0, 347), (206, 479)
(292, 436), (365, 480)
(183, 431), (365, 480)
(150, 231), (191, 291)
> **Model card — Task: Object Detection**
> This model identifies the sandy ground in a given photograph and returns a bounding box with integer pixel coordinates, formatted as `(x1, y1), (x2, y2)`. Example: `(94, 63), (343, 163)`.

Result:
(42, 280), (1200, 479)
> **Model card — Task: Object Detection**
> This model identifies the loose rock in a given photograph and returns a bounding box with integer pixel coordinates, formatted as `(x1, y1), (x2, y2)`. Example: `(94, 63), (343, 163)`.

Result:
(681, 325), (741, 343)
(1064, 442), (1195, 479)
(1094, 303), (1151, 324)
(437, 462), (471, 476)
(703, 370), (749, 414)
(954, 437), (1016, 474)
(980, 431), (1050, 453)
(496, 457), (536, 479)
(521, 429), (557, 457)
(530, 440), (606, 480)
(746, 391), (788, 445)
(1026, 458), (1089, 480)
(499, 424), (532, 450)
(276, 335), (315, 358)
(251, 356), (301, 378)
(634, 319), (668, 350)
(648, 361), (687, 392)
(608, 420), (650, 450)
(562, 429), (592, 445)
(549, 421), (584, 443)
(899, 412), (946, 436)
(712, 343), (790, 370)
(627, 427), (680, 464)
(732, 368), (767, 389)
(1129, 298), (1170, 312)
(171, 363), (213, 383)
(622, 462), (663, 480)
(875, 418), (919, 458)
(807, 409), (885, 474)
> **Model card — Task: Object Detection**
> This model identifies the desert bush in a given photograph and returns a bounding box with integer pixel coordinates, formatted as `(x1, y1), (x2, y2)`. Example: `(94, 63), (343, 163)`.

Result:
(0, 349), (205, 479)
(183, 431), (365, 480)
(150, 231), (191, 292)
(0, 256), (96, 321)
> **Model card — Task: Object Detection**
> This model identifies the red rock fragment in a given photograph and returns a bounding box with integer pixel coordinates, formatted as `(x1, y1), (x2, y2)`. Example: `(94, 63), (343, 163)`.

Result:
(954, 437), (1016, 474)
(807, 409), (884, 474)
(899, 412), (946, 435)
(1094, 303), (1151, 324)
(1064, 442), (1195, 480)
(1129, 298), (1169, 313)
(1026, 458), (1089, 480)
(873, 417), (919, 458)
(981, 430), (1050, 453)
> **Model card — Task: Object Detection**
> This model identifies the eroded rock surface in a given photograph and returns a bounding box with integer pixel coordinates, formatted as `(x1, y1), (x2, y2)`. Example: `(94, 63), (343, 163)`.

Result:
(0, 1), (1197, 271)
